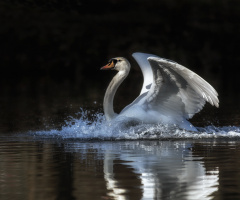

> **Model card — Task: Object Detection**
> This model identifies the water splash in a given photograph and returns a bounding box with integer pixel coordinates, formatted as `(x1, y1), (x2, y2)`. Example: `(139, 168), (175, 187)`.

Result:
(31, 108), (240, 140)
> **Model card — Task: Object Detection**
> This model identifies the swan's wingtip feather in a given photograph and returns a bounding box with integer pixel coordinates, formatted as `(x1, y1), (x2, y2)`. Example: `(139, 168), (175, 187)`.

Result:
(208, 96), (219, 108)
(215, 100), (220, 108)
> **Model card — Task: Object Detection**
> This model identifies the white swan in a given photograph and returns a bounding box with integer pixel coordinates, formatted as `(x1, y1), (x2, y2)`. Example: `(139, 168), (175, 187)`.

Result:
(101, 52), (219, 131)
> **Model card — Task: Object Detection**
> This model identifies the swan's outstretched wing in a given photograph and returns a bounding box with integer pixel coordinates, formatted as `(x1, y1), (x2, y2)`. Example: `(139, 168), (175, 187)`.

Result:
(132, 52), (160, 95)
(145, 57), (219, 119)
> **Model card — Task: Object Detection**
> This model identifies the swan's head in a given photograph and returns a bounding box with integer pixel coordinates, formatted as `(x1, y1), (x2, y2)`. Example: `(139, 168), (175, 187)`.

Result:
(101, 57), (130, 72)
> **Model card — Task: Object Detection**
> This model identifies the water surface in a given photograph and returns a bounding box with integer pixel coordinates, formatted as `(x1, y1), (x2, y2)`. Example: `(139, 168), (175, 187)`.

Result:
(0, 96), (240, 200)
(1, 137), (240, 200)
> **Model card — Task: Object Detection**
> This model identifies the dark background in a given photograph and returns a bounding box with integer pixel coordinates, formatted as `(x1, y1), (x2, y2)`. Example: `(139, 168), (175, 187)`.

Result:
(0, 0), (240, 132)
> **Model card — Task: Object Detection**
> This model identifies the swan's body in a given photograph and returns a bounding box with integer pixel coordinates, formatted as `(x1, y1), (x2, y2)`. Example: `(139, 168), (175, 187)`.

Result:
(101, 53), (219, 131)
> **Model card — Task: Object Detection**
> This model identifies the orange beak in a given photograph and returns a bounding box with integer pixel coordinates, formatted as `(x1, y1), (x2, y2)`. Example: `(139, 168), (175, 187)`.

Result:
(101, 60), (115, 70)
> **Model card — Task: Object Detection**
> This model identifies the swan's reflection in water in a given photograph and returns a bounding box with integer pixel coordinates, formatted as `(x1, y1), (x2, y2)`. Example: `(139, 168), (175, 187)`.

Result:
(68, 141), (219, 200)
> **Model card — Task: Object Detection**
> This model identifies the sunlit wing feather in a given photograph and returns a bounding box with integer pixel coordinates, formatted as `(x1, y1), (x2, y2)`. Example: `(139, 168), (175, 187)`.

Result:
(132, 52), (159, 95)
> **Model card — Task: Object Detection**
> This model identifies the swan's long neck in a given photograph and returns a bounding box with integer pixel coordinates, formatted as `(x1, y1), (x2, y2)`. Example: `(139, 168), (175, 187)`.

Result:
(103, 70), (129, 121)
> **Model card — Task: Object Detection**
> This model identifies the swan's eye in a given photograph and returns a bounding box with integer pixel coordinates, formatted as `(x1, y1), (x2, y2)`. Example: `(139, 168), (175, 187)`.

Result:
(108, 59), (117, 65)
(112, 59), (117, 64)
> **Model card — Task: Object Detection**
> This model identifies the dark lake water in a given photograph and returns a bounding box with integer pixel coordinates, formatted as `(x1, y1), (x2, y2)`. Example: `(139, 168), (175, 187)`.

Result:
(1, 95), (240, 200)
(1, 138), (240, 200)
